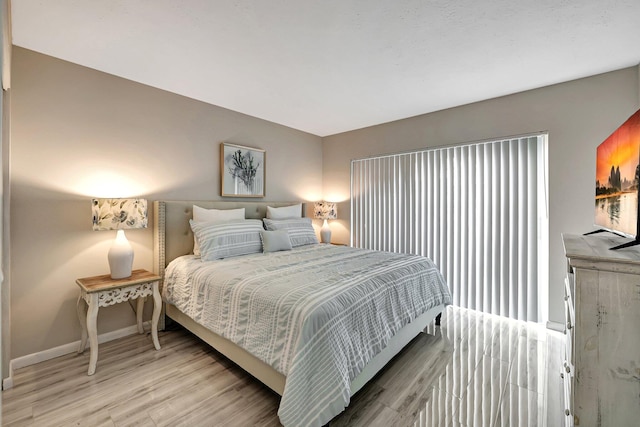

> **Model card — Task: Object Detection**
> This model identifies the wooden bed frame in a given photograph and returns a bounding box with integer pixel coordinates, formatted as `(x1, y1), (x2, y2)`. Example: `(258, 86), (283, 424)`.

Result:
(152, 200), (445, 396)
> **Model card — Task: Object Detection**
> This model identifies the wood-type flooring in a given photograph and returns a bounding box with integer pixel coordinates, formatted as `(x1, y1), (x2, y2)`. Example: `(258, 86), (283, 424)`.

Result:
(1, 306), (564, 426)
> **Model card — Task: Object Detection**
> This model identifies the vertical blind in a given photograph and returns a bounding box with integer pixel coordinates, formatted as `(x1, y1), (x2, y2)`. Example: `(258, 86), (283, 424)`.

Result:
(351, 135), (548, 322)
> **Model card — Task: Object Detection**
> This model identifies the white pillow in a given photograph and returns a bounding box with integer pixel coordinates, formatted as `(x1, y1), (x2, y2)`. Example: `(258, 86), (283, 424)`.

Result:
(260, 230), (293, 253)
(190, 219), (263, 261)
(266, 204), (302, 219)
(193, 205), (245, 222)
(192, 206), (245, 255)
(263, 218), (319, 247)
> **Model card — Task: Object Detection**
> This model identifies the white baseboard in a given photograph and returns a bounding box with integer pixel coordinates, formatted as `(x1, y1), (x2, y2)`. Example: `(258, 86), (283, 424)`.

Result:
(2, 364), (13, 390)
(2, 321), (150, 389)
(546, 320), (565, 333)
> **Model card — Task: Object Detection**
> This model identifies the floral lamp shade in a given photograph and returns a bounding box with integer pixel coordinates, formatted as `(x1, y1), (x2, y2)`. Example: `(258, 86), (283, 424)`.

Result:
(314, 201), (337, 244)
(313, 201), (337, 220)
(92, 198), (148, 279)
(92, 199), (148, 231)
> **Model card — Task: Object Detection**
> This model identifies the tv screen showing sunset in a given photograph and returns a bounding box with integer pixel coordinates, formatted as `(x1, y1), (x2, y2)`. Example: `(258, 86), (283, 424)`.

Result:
(595, 108), (640, 237)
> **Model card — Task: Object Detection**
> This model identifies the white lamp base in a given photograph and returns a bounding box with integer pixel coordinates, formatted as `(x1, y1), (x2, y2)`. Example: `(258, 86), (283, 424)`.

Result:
(320, 219), (332, 244)
(108, 230), (134, 279)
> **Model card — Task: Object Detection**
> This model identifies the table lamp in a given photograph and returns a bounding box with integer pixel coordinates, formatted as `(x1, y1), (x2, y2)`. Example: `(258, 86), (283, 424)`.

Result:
(92, 198), (148, 279)
(314, 201), (337, 244)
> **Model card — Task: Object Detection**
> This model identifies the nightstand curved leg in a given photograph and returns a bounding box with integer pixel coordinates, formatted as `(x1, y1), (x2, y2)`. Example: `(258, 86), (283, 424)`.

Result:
(86, 296), (99, 375)
(76, 294), (88, 353)
(151, 282), (161, 350)
(136, 297), (145, 334)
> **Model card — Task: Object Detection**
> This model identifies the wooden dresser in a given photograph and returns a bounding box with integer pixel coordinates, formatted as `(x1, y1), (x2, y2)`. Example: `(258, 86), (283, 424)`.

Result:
(562, 233), (640, 426)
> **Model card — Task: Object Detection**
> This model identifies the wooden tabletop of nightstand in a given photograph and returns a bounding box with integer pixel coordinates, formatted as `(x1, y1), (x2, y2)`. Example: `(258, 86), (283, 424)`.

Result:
(75, 269), (161, 293)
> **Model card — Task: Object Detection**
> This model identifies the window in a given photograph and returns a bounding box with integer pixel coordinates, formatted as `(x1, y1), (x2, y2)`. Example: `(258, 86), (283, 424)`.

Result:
(351, 134), (548, 322)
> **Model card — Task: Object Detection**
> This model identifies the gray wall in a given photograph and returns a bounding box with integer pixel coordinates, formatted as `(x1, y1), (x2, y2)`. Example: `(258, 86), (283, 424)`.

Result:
(10, 44), (640, 359)
(323, 66), (640, 324)
(10, 47), (323, 359)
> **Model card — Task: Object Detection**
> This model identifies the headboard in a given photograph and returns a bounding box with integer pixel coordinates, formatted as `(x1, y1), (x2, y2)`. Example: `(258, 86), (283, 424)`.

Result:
(152, 200), (305, 279)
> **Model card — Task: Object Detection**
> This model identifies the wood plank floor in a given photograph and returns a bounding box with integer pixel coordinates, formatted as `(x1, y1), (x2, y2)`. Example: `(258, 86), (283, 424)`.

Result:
(1, 306), (565, 426)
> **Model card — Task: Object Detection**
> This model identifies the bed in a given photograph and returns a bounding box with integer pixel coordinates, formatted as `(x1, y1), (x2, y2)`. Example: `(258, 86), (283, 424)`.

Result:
(152, 200), (451, 427)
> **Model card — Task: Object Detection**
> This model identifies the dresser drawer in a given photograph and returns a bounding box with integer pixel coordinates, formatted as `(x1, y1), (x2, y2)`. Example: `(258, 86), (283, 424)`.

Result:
(561, 367), (574, 427)
(564, 275), (576, 367)
(564, 275), (575, 326)
(563, 233), (640, 425)
(564, 320), (574, 367)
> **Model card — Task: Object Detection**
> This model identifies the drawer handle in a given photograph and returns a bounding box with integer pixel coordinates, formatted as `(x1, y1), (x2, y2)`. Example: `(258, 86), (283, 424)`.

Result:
(566, 321), (572, 330)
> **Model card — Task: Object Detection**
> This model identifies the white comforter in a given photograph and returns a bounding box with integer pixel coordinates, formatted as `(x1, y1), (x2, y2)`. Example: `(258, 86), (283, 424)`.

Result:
(163, 244), (451, 427)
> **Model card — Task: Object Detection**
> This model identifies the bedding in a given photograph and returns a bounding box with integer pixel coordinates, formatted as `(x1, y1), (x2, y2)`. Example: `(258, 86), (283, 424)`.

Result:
(192, 206), (246, 256)
(266, 203), (302, 219)
(193, 205), (245, 222)
(189, 219), (263, 261)
(262, 217), (319, 247)
(163, 244), (451, 427)
(260, 230), (293, 253)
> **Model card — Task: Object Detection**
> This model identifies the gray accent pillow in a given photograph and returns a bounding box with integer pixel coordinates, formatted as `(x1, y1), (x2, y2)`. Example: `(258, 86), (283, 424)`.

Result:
(260, 230), (293, 253)
(262, 218), (319, 247)
(189, 219), (262, 261)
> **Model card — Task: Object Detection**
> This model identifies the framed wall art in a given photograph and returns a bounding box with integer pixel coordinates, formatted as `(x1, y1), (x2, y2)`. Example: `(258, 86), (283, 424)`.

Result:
(220, 142), (266, 197)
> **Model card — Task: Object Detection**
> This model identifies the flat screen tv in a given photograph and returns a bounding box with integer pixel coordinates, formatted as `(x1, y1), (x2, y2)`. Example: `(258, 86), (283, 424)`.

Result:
(594, 108), (640, 249)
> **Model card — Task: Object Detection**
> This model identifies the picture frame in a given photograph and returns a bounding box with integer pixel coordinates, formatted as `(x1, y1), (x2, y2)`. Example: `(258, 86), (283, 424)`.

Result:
(220, 142), (266, 197)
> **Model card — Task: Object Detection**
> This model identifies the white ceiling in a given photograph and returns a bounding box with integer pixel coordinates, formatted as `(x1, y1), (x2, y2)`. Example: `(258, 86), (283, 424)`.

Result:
(11, 0), (640, 137)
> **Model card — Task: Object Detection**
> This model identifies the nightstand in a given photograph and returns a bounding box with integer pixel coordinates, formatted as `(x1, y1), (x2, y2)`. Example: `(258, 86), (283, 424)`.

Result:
(76, 269), (162, 375)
